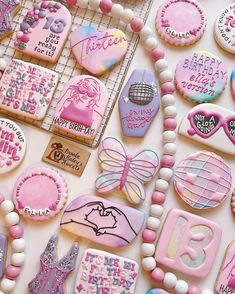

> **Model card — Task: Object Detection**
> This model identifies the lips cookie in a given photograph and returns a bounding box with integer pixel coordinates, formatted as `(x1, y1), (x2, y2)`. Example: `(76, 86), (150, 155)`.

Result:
(13, 166), (68, 221)
(71, 25), (128, 76)
(0, 118), (26, 174)
(175, 51), (228, 103)
(156, 0), (206, 46)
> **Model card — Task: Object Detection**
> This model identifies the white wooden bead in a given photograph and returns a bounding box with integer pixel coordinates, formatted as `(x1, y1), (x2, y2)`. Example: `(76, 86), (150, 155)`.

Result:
(140, 26), (153, 41)
(141, 243), (155, 256)
(155, 179), (169, 192)
(174, 280), (189, 294)
(162, 94), (175, 107)
(89, 0), (100, 10)
(147, 216), (161, 230)
(163, 143), (177, 155)
(11, 252), (25, 266)
(77, 0), (89, 8)
(12, 238), (26, 252)
(0, 200), (14, 214)
(164, 106), (177, 118)
(0, 279), (15, 293)
(111, 4), (123, 18)
(144, 37), (158, 51)
(155, 59), (168, 73)
(150, 204), (163, 217)
(163, 131), (176, 143)
(121, 8), (134, 24)
(159, 168), (173, 180)
(5, 212), (20, 226)
(159, 70), (174, 84)
(163, 272), (177, 288)
(202, 290), (213, 294)
(142, 257), (156, 271)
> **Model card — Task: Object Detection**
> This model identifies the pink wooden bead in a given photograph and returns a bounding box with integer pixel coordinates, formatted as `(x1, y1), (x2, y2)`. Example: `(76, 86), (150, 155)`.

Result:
(161, 82), (175, 95)
(0, 193), (5, 204)
(187, 286), (201, 294)
(142, 229), (157, 243)
(151, 48), (165, 61)
(100, 0), (113, 14)
(161, 155), (175, 168)
(151, 267), (165, 282)
(9, 225), (24, 239)
(164, 118), (177, 130)
(130, 17), (144, 33)
(151, 191), (166, 205)
(6, 265), (21, 280)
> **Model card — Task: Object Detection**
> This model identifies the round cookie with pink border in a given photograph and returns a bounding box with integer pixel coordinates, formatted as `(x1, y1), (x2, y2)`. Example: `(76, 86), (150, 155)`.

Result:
(13, 166), (68, 221)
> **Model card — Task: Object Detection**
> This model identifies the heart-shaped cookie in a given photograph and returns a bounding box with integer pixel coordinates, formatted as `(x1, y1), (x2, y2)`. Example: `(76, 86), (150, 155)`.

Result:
(71, 25), (128, 76)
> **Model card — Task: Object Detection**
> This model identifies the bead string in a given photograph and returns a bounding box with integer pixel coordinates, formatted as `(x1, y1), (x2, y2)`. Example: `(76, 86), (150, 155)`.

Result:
(0, 194), (25, 294)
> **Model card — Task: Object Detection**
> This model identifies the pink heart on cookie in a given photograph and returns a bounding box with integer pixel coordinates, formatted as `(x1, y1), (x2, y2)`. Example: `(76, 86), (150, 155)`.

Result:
(71, 25), (128, 76)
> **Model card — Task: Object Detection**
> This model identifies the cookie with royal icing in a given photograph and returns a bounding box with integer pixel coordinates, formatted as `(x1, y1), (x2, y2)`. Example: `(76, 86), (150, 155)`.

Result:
(175, 51), (228, 103)
(0, 59), (58, 121)
(179, 103), (235, 155)
(0, 0), (20, 40)
(15, 1), (71, 63)
(52, 75), (109, 141)
(174, 151), (232, 209)
(0, 234), (7, 279)
(71, 25), (128, 76)
(60, 194), (145, 248)
(119, 69), (160, 137)
(13, 166), (68, 221)
(156, 0), (206, 46)
(214, 4), (235, 54)
(0, 118), (26, 174)
(155, 208), (222, 278)
(74, 248), (139, 294)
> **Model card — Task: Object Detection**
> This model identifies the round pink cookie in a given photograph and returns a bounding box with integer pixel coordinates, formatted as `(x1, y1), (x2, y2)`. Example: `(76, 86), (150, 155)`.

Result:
(156, 0), (206, 46)
(13, 166), (68, 221)
(175, 51), (228, 103)
(174, 151), (232, 209)
(0, 118), (26, 174)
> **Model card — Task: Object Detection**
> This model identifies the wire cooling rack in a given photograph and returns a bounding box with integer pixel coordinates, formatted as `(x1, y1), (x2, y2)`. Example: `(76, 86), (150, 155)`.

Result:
(0, 0), (153, 148)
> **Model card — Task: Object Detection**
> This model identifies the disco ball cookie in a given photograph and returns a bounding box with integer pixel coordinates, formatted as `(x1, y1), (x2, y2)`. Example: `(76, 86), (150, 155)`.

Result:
(13, 166), (68, 221)
(175, 51), (228, 103)
(174, 151), (232, 209)
(156, 0), (206, 46)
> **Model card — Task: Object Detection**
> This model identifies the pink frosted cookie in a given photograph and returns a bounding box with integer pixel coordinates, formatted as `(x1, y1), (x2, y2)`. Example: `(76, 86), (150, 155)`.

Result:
(75, 248), (139, 294)
(52, 75), (109, 140)
(155, 208), (222, 278)
(0, 59), (58, 121)
(216, 241), (235, 293)
(60, 194), (145, 248)
(71, 25), (128, 76)
(13, 166), (68, 221)
(174, 150), (232, 209)
(156, 0), (206, 46)
(0, 118), (26, 174)
(175, 51), (228, 103)
(15, 1), (71, 63)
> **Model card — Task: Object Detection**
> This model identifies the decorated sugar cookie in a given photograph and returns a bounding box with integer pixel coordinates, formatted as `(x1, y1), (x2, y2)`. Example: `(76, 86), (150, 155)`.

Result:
(146, 290), (169, 294)
(214, 4), (235, 54)
(60, 195), (145, 248)
(0, 234), (7, 279)
(155, 208), (222, 278)
(216, 241), (235, 293)
(174, 151), (232, 209)
(13, 166), (68, 221)
(0, 59), (58, 121)
(0, 118), (26, 174)
(119, 69), (160, 137)
(74, 249), (139, 294)
(71, 25), (128, 76)
(179, 103), (235, 155)
(52, 75), (109, 140)
(0, 0), (20, 40)
(28, 235), (79, 294)
(156, 0), (206, 46)
(95, 137), (159, 204)
(175, 51), (228, 103)
(15, 1), (71, 63)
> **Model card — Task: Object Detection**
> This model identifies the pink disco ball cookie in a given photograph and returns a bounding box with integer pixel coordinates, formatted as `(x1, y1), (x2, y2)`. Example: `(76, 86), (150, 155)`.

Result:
(174, 151), (232, 209)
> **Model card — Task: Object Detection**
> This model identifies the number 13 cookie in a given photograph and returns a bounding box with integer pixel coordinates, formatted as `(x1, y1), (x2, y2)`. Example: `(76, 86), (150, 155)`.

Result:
(15, 1), (71, 63)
